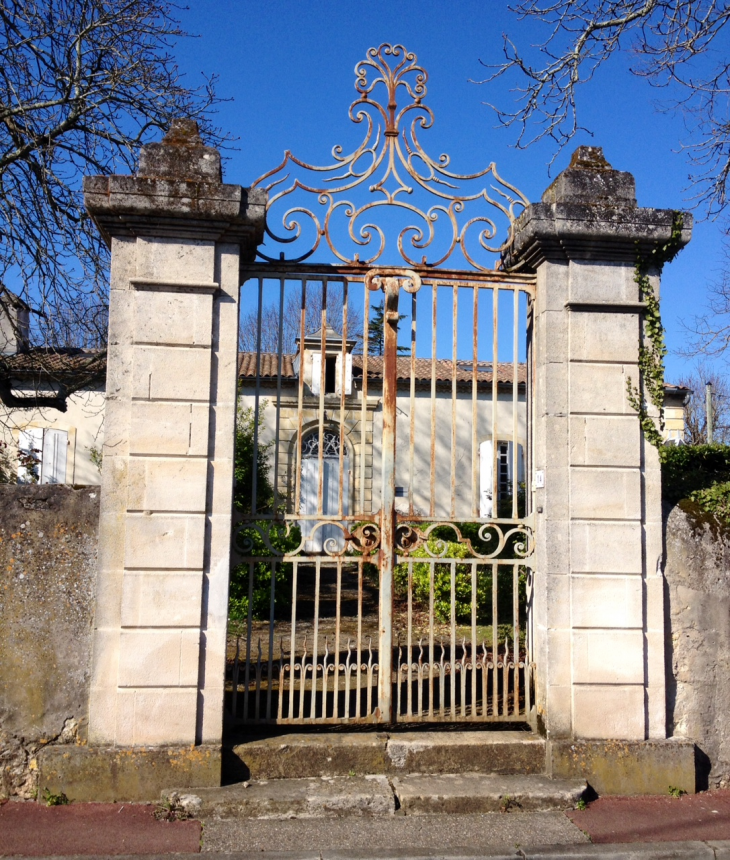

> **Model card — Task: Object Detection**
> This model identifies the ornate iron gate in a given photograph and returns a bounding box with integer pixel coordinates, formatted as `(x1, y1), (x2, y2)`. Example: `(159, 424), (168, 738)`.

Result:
(228, 44), (536, 726)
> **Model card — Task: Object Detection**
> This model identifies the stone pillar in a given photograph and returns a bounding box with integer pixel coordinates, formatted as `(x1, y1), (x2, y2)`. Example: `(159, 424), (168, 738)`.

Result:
(84, 121), (265, 747)
(509, 147), (691, 741)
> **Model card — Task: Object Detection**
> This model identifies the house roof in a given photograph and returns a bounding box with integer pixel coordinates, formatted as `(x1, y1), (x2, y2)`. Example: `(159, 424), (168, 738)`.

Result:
(236, 353), (527, 387)
(3, 347), (106, 379)
(4, 347), (687, 396)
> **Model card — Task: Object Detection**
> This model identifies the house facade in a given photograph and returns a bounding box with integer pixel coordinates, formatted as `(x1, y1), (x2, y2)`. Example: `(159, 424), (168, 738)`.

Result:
(0, 331), (688, 493)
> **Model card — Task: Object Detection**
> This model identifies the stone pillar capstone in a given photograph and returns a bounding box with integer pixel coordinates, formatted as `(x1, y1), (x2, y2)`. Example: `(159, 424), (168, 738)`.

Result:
(507, 146), (691, 741)
(84, 120), (265, 746)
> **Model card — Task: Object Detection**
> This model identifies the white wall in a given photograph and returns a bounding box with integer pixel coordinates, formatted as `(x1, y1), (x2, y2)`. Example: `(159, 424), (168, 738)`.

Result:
(238, 385), (527, 521)
(1, 387), (105, 486)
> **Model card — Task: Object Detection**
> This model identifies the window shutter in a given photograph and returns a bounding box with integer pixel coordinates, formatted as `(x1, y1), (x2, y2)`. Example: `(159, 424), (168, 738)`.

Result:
(334, 353), (353, 396)
(479, 439), (493, 518)
(344, 353), (353, 395)
(41, 429), (68, 484)
(321, 456), (347, 553)
(18, 428), (43, 483)
(335, 354), (342, 396)
(311, 354), (322, 395)
(299, 458), (319, 552)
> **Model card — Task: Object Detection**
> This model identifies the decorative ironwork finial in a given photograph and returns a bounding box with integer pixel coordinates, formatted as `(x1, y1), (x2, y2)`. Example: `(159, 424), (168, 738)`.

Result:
(253, 43), (529, 271)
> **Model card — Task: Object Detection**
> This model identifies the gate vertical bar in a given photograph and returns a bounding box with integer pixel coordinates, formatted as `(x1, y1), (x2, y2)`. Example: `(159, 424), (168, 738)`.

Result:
(377, 275), (400, 722)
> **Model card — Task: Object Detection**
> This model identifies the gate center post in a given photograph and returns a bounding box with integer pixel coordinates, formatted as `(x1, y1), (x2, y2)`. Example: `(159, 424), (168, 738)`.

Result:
(376, 274), (401, 722)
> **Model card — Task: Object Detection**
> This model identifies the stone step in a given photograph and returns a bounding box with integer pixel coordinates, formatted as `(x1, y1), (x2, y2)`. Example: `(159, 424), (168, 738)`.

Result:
(393, 773), (587, 815)
(224, 730), (545, 781)
(163, 773), (585, 820)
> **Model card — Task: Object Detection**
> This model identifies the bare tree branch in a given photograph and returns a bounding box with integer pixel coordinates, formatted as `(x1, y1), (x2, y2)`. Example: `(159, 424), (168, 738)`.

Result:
(482, 1), (730, 211)
(0, 0), (230, 411)
(681, 235), (730, 359)
(677, 362), (730, 443)
(239, 285), (364, 356)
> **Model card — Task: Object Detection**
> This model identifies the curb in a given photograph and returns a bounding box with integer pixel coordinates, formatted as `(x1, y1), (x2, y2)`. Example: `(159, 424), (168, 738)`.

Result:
(3, 841), (730, 860)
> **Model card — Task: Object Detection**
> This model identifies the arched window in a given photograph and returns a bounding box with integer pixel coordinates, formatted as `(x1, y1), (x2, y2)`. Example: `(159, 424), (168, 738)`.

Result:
(301, 429), (345, 459)
(299, 427), (349, 552)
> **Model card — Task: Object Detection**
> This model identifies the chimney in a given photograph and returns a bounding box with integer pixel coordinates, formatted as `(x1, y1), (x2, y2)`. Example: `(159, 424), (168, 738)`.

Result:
(0, 289), (30, 354)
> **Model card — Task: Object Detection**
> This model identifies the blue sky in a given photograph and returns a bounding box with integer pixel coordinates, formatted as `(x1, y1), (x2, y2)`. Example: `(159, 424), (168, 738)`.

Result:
(173, 0), (728, 383)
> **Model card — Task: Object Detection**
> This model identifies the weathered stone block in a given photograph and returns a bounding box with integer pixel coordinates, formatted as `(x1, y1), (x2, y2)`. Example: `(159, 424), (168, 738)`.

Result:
(568, 261), (637, 304)
(127, 456), (208, 512)
(132, 345), (211, 401)
(572, 685), (645, 739)
(121, 571), (203, 627)
(547, 628), (572, 688)
(571, 575), (643, 628)
(38, 743), (221, 802)
(569, 312), (639, 363)
(569, 415), (640, 467)
(0, 486), (99, 795)
(548, 739), (696, 795)
(134, 290), (213, 346)
(118, 629), (200, 687)
(572, 630), (644, 684)
(570, 362), (638, 415)
(130, 401), (209, 456)
(116, 688), (198, 745)
(90, 628), (121, 687)
(136, 236), (216, 283)
(87, 686), (119, 746)
(571, 520), (642, 573)
(570, 467), (641, 520)
(123, 513), (205, 569)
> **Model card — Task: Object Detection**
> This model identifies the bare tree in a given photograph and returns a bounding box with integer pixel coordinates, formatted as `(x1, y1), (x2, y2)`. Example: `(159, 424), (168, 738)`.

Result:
(239, 284), (363, 355)
(483, 1), (730, 213)
(0, 0), (227, 411)
(683, 239), (730, 361)
(677, 364), (730, 444)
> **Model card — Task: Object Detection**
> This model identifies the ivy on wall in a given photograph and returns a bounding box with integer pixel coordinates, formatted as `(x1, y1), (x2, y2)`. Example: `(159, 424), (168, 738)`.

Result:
(626, 212), (685, 448)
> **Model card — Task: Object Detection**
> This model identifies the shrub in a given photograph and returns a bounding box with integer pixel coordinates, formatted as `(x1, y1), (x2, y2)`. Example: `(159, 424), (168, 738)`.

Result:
(394, 525), (527, 626)
(230, 404), (300, 623)
(660, 444), (730, 505)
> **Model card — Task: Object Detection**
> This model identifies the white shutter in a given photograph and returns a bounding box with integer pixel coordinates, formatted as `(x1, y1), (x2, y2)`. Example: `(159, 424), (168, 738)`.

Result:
(335, 354), (342, 395)
(342, 463), (350, 516)
(479, 439), (493, 518)
(18, 428), (43, 483)
(40, 429), (68, 484)
(299, 458), (319, 552)
(321, 457), (346, 553)
(344, 353), (352, 395)
(334, 353), (353, 396)
(311, 353), (322, 395)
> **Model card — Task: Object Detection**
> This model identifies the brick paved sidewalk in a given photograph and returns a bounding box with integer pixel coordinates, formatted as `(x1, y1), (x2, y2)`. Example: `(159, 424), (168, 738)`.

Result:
(567, 789), (730, 843)
(4, 789), (730, 857)
(0, 801), (201, 856)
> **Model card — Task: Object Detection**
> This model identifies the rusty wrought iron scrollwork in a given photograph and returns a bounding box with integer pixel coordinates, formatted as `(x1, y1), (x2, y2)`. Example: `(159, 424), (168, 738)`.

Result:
(233, 518), (382, 559)
(253, 43), (529, 270)
(393, 520), (534, 560)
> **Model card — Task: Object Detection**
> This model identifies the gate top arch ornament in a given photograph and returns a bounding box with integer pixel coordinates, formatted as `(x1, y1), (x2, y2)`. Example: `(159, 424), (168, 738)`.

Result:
(252, 43), (529, 272)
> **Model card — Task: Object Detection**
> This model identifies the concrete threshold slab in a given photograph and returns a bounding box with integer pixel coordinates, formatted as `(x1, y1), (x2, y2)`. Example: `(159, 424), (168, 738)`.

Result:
(392, 774), (587, 814)
(164, 774), (395, 820)
(226, 729), (545, 780)
(166, 772), (585, 820)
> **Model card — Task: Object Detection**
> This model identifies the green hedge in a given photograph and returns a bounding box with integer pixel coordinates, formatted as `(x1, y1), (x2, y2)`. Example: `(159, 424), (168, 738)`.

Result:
(661, 444), (730, 526)
(660, 444), (730, 504)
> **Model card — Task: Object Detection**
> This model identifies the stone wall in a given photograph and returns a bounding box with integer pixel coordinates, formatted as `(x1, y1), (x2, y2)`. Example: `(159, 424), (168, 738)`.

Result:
(0, 484), (98, 798)
(665, 502), (730, 788)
